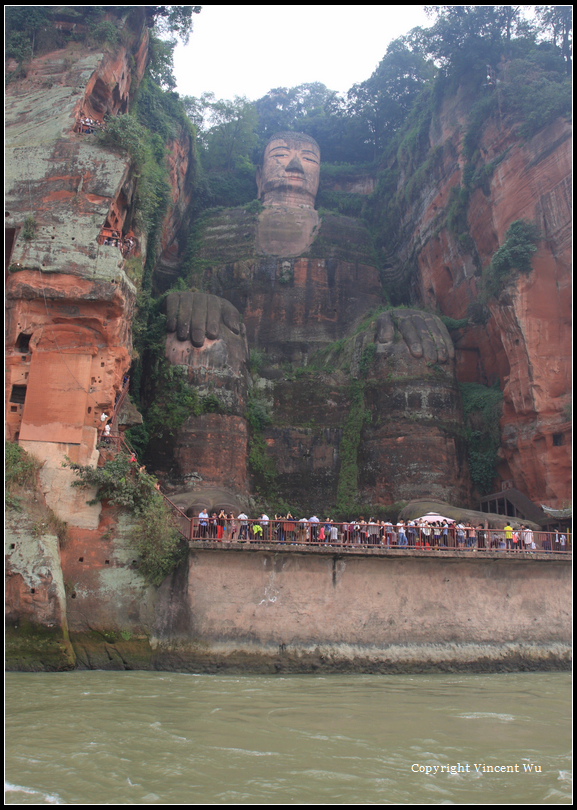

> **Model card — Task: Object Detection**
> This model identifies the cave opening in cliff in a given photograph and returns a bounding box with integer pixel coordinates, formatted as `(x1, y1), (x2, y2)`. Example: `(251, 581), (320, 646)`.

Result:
(9, 385), (27, 405)
(15, 333), (32, 353)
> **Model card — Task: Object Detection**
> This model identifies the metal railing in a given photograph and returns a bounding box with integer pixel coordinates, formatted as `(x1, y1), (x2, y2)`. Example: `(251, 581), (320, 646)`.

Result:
(186, 519), (571, 555)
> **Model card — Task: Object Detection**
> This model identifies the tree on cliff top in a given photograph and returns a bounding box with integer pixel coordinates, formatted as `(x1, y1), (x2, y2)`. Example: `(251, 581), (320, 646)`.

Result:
(417, 6), (537, 77)
(147, 5), (202, 45)
(536, 5), (573, 72)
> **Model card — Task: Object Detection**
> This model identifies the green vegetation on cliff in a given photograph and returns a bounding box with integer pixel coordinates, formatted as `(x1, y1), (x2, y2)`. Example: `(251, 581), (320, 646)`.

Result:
(459, 382), (504, 495)
(66, 453), (185, 585)
(482, 220), (541, 299)
(6, 441), (41, 511)
(6, 443), (68, 543)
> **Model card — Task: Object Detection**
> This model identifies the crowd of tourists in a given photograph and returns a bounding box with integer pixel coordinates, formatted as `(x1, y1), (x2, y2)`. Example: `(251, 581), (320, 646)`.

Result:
(76, 114), (105, 134)
(192, 511), (570, 552)
(98, 229), (137, 256)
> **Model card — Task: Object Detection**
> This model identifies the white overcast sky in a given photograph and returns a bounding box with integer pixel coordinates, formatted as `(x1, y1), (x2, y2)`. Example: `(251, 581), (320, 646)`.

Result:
(173, 5), (433, 101)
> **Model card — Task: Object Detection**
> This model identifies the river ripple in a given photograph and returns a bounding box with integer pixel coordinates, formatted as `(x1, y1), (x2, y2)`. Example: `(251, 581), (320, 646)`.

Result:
(5, 671), (572, 805)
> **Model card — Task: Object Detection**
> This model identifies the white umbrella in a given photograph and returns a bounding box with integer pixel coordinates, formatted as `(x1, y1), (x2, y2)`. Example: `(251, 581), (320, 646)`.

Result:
(416, 512), (456, 523)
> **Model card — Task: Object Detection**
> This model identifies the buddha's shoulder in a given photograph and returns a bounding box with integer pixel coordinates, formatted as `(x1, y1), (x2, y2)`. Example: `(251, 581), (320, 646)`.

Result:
(305, 213), (376, 264)
(198, 207), (258, 262)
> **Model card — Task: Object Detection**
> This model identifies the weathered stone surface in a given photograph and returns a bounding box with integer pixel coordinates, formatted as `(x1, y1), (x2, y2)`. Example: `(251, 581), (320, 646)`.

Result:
(5, 502), (75, 670)
(392, 101), (572, 507)
(4, 21), (153, 527)
(171, 414), (250, 505)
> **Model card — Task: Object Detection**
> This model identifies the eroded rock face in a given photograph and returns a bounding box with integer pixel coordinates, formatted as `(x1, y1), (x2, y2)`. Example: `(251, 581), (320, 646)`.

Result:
(4, 23), (152, 525)
(388, 100), (572, 507)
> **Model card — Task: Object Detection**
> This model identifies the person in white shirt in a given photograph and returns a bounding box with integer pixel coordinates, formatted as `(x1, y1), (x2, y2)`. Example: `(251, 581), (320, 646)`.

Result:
(238, 512), (249, 541)
(260, 513), (270, 541)
(198, 509), (209, 539)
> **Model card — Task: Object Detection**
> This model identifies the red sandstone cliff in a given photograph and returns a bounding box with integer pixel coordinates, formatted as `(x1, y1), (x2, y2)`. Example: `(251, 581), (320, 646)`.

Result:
(384, 85), (571, 509)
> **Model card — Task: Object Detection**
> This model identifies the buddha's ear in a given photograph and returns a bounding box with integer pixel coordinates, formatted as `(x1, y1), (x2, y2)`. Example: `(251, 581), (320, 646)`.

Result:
(256, 165), (263, 199)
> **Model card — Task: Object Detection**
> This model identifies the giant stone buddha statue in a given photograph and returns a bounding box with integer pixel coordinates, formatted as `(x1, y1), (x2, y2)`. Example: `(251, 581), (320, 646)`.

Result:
(162, 133), (469, 515)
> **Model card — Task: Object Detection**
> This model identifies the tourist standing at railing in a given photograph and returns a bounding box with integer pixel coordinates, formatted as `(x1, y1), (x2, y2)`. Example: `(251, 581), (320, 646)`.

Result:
(380, 520), (390, 547)
(341, 521), (350, 545)
(238, 512), (249, 541)
(329, 521), (339, 546)
(474, 524), (483, 550)
(504, 522), (514, 551)
(217, 510), (226, 540)
(467, 523), (476, 550)
(309, 515), (320, 543)
(227, 513), (237, 541)
(421, 522), (431, 549)
(397, 520), (408, 547)
(260, 513), (270, 542)
(198, 508), (209, 539)
(274, 515), (285, 543)
(441, 521), (450, 547)
(368, 518), (379, 546)
(406, 520), (416, 547)
(512, 527), (521, 551)
(284, 514), (296, 544)
(456, 523), (466, 548)
(521, 525), (533, 551)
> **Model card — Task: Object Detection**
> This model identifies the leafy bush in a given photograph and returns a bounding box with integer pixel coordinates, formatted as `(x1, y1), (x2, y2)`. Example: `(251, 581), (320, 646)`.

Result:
(144, 361), (202, 440)
(67, 453), (154, 511)
(88, 20), (120, 46)
(501, 55), (572, 137)
(131, 499), (185, 586)
(246, 391), (272, 431)
(6, 442), (40, 508)
(67, 453), (183, 585)
(483, 220), (540, 298)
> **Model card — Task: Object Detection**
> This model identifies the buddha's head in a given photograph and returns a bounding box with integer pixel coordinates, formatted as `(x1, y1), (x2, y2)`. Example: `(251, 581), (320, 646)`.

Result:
(257, 132), (320, 207)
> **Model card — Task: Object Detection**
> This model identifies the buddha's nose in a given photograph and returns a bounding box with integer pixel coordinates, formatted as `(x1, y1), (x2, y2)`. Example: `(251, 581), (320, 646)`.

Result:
(286, 155), (305, 174)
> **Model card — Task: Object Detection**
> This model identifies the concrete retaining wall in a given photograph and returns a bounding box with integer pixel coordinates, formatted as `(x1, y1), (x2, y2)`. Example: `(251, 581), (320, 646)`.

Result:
(150, 547), (572, 673)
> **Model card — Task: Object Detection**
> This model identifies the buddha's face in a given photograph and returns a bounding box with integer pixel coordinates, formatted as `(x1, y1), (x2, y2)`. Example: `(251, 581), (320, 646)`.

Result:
(258, 135), (320, 205)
